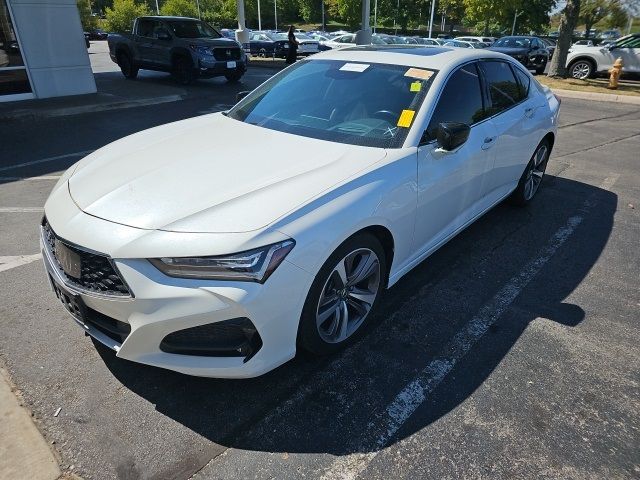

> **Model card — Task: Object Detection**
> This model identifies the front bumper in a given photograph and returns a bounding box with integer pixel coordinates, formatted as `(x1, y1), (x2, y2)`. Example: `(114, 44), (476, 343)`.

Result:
(42, 196), (313, 379)
(197, 56), (247, 78)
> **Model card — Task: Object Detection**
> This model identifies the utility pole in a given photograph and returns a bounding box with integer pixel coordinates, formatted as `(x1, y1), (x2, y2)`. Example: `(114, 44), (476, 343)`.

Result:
(374, 0), (378, 33)
(235, 0), (250, 47)
(274, 0), (277, 30)
(393, 0), (400, 34)
(428, 0), (435, 38)
(322, 0), (325, 31)
(196, 0), (201, 19)
(355, 0), (372, 44)
(257, 0), (261, 30)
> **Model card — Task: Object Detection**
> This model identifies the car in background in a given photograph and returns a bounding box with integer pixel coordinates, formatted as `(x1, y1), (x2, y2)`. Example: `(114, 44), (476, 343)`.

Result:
(293, 33), (320, 55)
(442, 39), (474, 48)
(566, 33), (640, 79)
(307, 33), (333, 51)
(86, 28), (109, 40)
(488, 36), (549, 74)
(248, 31), (289, 57)
(329, 30), (351, 37)
(541, 38), (556, 59)
(414, 38), (440, 46)
(83, 32), (90, 48)
(456, 36), (494, 45)
(549, 31), (559, 38)
(42, 47), (560, 379)
(573, 39), (594, 47)
(600, 30), (621, 40)
(220, 28), (237, 39)
(323, 33), (387, 49)
(108, 16), (247, 83)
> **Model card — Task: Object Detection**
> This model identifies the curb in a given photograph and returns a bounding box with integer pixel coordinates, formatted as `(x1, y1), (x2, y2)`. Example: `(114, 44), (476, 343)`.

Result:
(0, 94), (184, 122)
(551, 88), (640, 105)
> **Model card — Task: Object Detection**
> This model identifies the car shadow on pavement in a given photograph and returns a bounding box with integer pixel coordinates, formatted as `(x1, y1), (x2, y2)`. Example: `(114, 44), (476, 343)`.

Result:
(95, 174), (616, 461)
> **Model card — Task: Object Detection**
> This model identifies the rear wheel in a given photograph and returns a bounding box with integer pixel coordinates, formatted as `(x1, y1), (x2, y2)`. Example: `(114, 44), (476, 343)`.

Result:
(117, 52), (138, 79)
(510, 139), (550, 206)
(172, 56), (195, 84)
(568, 59), (594, 79)
(298, 233), (386, 355)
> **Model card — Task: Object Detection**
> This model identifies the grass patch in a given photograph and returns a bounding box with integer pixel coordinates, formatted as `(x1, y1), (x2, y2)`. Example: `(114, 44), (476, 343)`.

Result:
(537, 76), (640, 97)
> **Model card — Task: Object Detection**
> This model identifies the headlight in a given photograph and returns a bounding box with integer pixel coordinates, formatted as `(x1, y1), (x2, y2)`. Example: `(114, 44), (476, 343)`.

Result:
(149, 240), (295, 283)
(190, 45), (213, 56)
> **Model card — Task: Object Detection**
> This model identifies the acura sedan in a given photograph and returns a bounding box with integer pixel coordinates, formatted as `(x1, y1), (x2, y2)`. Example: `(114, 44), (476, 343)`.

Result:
(42, 46), (560, 378)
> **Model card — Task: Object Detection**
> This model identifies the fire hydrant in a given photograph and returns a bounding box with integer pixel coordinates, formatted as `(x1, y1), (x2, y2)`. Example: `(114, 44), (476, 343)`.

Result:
(608, 58), (623, 89)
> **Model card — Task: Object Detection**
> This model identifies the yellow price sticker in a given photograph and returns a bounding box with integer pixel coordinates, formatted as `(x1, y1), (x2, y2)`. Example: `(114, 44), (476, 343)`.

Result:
(397, 109), (415, 128)
(410, 81), (421, 92)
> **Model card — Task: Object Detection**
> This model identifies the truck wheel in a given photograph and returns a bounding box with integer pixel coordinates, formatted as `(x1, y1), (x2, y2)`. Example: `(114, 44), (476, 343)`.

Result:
(172, 56), (195, 85)
(117, 52), (138, 80)
(225, 72), (243, 82)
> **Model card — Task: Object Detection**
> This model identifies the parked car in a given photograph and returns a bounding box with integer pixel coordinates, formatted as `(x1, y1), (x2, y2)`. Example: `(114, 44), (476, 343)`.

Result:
(442, 39), (474, 48)
(108, 16), (247, 83)
(573, 39), (594, 47)
(248, 31), (289, 57)
(307, 33), (333, 51)
(541, 38), (556, 59)
(86, 28), (109, 40)
(83, 32), (90, 48)
(488, 36), (549, 74)
(600, 30), (621, 40)
(566, 33), (640, 79)
(220, 28), (237, 39)
(323, 33), (387, 49)
(456, 36), (495, 45)
(293, 33), (320, 55)
(414, 37), (440, 46)
(42, 47), (559, 378)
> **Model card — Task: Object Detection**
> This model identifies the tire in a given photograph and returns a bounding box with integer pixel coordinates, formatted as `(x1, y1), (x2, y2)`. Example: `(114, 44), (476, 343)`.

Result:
(225, 71), (244, 82)
(117, 52), (138, 80)
(298, 233), (386, 356)
(172, 56), (195, 85)
(535, 59), (547, 75)
(509, 139), (551, 206)
(259, 48), (267, 58)
(568, 59), (594, 80)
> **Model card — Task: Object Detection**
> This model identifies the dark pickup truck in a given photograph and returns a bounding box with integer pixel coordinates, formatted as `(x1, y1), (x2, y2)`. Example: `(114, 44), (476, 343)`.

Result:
(108, 16), (248, 83)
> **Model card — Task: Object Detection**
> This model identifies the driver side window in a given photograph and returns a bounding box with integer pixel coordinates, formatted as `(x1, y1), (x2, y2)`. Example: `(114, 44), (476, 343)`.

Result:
(424, 63), (485, 142)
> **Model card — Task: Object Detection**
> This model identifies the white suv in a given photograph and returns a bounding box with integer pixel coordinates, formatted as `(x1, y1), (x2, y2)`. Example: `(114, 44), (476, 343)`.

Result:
(566, 33), (640, 79)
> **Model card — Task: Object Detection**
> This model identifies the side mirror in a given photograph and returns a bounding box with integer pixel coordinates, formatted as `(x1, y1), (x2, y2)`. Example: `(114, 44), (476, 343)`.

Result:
(436, 122), (470, 151)
(236, 90), (251, 102)
(156, 30), (171, 41)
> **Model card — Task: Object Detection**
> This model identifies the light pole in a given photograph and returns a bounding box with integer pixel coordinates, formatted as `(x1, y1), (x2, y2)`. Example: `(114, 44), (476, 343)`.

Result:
(196, 0), (201, 19)
(373, 0), (378, 33)
(511, 9), (523, 35)
(274, 0), (277, 30)
(322, 0), (325, 31)
(155, 0), (159, 14)
(393, 0), (400, 34)
(257, 0), (262, 31)
(428, 0), (435, 38)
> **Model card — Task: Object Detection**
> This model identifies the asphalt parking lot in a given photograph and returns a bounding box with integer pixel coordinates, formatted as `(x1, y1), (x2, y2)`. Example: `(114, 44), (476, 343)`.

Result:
(0, 65), (639, 480)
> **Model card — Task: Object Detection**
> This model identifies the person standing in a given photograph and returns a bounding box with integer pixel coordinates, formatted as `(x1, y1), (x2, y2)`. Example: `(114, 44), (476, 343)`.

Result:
(286, 25), (299, 64)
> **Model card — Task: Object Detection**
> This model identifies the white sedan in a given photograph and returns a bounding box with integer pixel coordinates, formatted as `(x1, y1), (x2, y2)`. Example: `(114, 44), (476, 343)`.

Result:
(42, 46), (560, 378)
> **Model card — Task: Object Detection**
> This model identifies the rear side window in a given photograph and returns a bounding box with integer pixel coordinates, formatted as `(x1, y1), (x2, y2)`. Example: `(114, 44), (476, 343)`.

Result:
(425, 63), (485, 141)
(137, 19), (154, 38)
(480, 61), (521, 115)
(512, 66), (530, 99)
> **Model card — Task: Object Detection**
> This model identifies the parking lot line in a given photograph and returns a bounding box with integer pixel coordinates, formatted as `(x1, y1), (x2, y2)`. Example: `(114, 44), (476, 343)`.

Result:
(0, 207), (44, 213)
(0, 254), (42, 273)
(0, 176), (60, 181)
(319, 175), (619, 480)
(0, 150), (92, 173)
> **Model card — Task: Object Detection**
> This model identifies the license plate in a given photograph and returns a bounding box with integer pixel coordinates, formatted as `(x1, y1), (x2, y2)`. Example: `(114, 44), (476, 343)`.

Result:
(54, 239), (81, 278)
(227, 61), (236, 69)
(49, 274), (87, 322)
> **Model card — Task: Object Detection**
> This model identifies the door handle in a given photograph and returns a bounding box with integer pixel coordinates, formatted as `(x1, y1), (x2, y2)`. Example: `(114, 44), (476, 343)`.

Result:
(481, 136), (495, 150)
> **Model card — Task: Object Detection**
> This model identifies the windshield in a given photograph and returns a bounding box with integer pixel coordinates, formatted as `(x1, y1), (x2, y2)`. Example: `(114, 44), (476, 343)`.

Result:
(166, 20), (221, 39)
(266, 32), (287, 41)
(227, 60), (437, 148)
(493, 37), (531, 48)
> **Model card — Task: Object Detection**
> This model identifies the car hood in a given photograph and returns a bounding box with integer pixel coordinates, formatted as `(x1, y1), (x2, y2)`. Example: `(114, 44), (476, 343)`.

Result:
(188, 37), (240, 47)
(68, 114), (386, 233)
(489, 46), (529, 55)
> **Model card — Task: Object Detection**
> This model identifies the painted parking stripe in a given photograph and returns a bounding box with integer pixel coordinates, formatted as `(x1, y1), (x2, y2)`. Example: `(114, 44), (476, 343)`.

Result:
(0, 254), (42, 273)
(0, 207), (44, 213)
(0, 176), (61, 181)
(0, 150), (92, 173)
(319, 175), (619, 480)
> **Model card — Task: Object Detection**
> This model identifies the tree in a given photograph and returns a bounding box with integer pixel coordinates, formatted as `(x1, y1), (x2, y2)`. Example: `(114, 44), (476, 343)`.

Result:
(547, 0), (580, 77)
(438, 0), (466, 33)
(328, 0), (361, 29)
(104, 0), (150, 32)
(160, 0), (199, 17)
(580, 0), (608, 38)
(605, 2), (628, 28)
(77, 0), (99, 30)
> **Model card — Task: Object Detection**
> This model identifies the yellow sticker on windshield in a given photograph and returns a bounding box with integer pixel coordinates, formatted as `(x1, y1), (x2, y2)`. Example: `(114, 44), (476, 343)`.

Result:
(404, 68), (433, 80)
(397, 109), (415, 128)
(410, 81), (422, 92)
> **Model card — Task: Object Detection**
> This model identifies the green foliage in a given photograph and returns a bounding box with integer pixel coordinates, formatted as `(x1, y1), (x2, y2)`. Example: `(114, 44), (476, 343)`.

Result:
(580, 0), (609, 36)
(605, 2), (628, 28)
(160, 0), (199, 17)
(104, 0), (150, 32)
(328, 0), (360, 29)
(77, 0), (98, 30)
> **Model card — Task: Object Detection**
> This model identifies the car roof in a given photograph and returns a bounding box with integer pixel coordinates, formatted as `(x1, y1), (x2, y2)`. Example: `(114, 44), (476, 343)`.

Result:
(309, 45), (510, 69)
(139, 16), (202, 21)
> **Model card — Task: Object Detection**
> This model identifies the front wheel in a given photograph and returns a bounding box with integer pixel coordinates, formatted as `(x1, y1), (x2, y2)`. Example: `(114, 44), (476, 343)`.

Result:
(117, 52), (138, 79)
(568, 59), (594, 79)
(535, 59), (547, 75)
(298, 233), (386, 355)
(172, 56), (195, 85)
(509, 139), (550, 206)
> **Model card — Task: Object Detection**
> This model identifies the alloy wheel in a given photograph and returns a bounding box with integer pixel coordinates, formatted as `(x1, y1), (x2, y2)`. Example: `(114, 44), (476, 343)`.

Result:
(524, 144), (548, 200)
(570, 61), (592, 79)
(316, 248), (381, 344)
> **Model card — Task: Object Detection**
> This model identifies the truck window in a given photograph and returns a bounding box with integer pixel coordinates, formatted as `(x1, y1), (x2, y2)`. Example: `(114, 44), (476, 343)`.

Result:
(165, 20), (221, 39)
(137, 19), (155, 38)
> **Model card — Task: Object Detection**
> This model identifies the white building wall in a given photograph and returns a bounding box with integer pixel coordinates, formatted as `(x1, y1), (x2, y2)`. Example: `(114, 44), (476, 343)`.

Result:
(10, 0), (96, 98)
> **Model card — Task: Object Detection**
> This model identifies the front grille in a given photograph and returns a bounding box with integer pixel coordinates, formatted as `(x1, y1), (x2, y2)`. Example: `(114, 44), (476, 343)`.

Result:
(160, 318), (262, 362)
(42, 219), (131, 297)
(213, 47), (241, 61)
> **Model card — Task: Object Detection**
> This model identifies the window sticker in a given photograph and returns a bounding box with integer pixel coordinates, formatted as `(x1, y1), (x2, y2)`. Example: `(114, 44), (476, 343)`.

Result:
(397, 109), (416, 128)
(404, 68), (433, 80)
(339, 63), (370, 72)
(410, 81), (422, 92)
